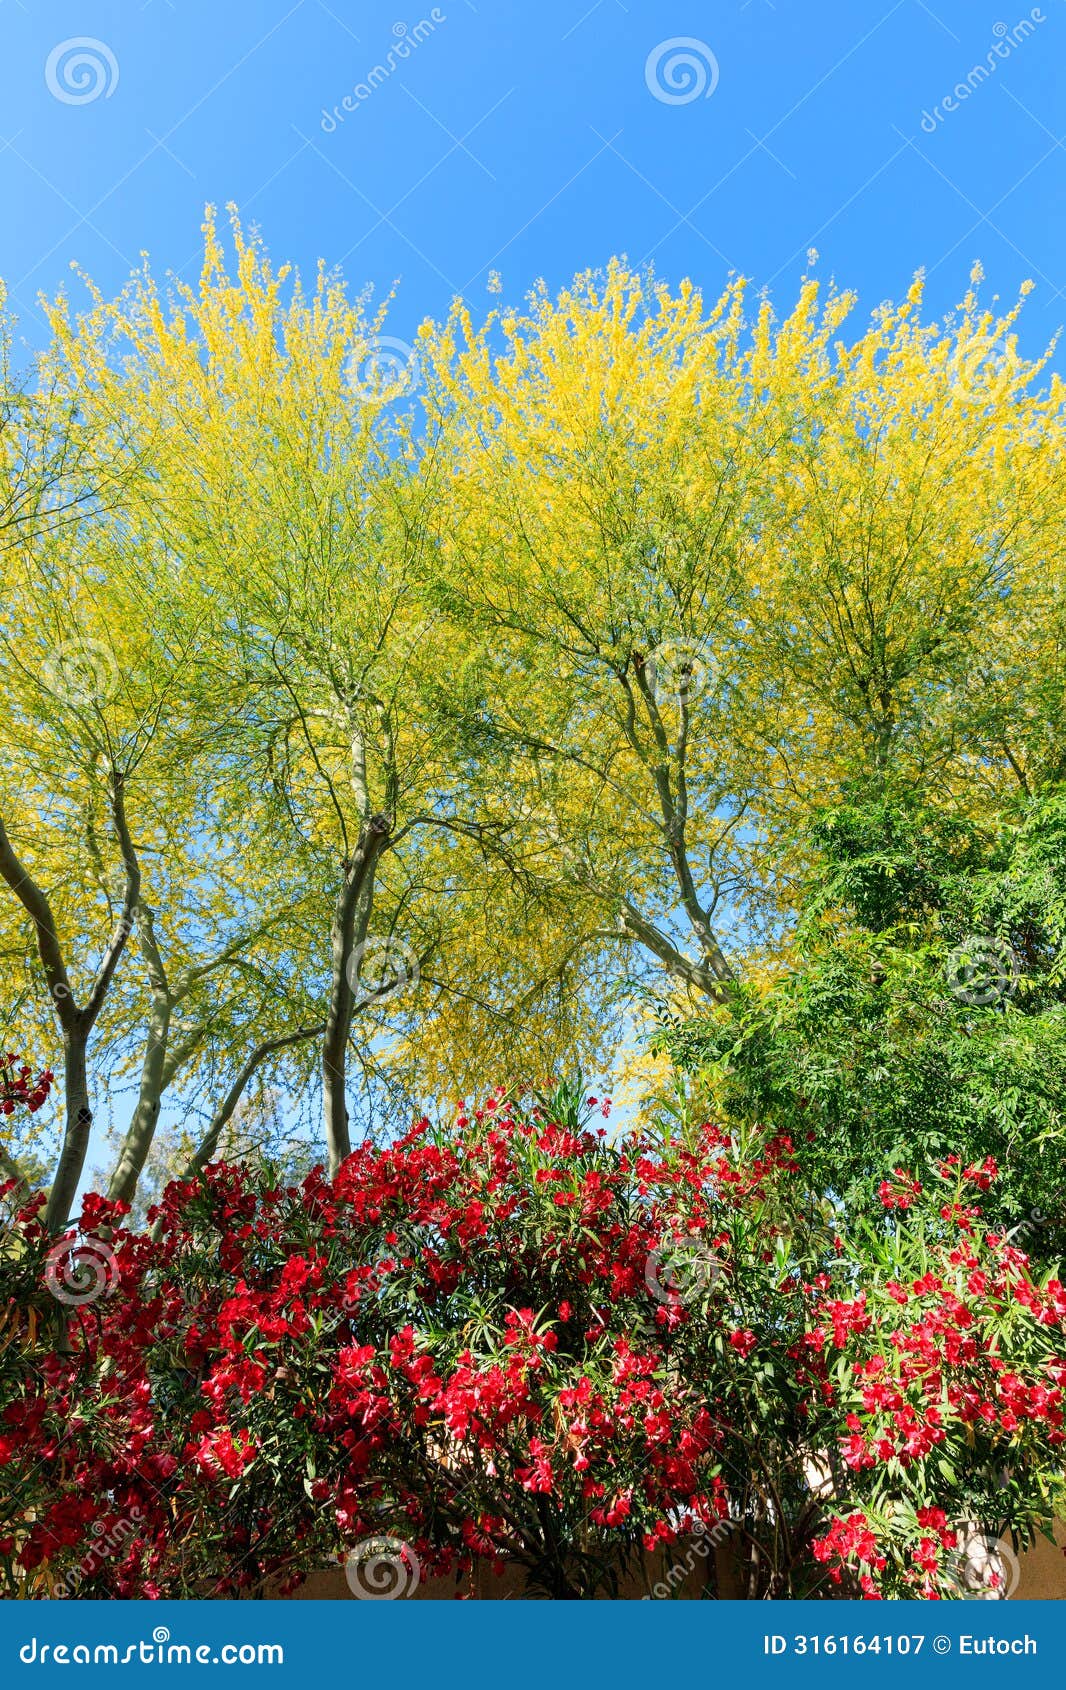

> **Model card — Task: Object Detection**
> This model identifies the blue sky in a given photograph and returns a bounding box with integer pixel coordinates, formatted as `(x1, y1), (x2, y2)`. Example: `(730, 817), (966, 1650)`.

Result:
(2, 0), (1065, 362)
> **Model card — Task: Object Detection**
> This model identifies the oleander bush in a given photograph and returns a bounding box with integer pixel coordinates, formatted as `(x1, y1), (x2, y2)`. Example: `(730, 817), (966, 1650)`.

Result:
(2, 1076), (1064, 1600)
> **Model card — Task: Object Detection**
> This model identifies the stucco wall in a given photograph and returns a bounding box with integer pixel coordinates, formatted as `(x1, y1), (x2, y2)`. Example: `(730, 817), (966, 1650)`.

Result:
(287, 1524), (1066, 1601)
(1014, 1518), (1066, 1599)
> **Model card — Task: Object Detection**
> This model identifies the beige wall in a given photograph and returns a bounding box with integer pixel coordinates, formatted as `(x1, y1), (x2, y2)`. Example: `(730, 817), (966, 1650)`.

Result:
(1015, 1518), (1066, 1599)
(288, 1524), (1066, 1601)
(289, 1544), (718, 1601)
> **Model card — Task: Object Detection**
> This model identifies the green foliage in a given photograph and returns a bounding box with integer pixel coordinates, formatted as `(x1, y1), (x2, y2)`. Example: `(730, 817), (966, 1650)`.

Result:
(661, 787), (1066, 1255)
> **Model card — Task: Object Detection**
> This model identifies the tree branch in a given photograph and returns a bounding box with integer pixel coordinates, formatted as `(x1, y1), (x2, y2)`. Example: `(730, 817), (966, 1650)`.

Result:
(0, 808), (78, 1032)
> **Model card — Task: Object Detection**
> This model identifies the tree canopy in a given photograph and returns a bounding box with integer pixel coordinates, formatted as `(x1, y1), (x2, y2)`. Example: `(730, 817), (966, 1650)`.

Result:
(1, 214), (1064, 1228)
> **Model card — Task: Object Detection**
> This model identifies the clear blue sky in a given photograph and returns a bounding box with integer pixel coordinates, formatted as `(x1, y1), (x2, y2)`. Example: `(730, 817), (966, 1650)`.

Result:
(2, 0), (1065, 360)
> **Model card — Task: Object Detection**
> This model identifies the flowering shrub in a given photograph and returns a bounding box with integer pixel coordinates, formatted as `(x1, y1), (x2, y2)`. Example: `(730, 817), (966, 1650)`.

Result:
(1, 1080), (1065, 1599)
(806, 1155), (1066, 1597)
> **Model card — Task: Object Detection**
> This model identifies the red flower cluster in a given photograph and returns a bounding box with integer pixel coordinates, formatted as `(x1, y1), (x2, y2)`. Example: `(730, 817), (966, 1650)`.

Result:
(878, 1168), (922, 1210)
(812, 1511), (887, 1599)
(808, 1157), (1066, 1596)
(0, 1055), (52, 1118)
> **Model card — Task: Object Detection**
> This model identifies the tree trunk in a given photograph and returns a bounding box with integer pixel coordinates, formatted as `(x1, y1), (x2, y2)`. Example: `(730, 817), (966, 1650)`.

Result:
(322, 813), (390, 1174)
(147, 1021), (327, 1241)
(1, 782), (140, 1233)
(107, 997), (170, 1206)
(45, 1025), (92, 1232)
(106, 898), (172, 1206)
(0, 1141), (30, 1196)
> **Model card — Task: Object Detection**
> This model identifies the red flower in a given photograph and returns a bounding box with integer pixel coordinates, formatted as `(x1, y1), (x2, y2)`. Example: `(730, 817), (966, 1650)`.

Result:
(728, 1329), (757, 1358)
(516, 1437), (554, 1494)
(878, 1170), (922, 1211)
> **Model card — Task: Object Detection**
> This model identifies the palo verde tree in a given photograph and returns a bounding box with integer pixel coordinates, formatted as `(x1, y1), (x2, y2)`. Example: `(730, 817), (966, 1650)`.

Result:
(0, 300), (165, 1227)
(21, 214), (616, 1191)
(421, 262), (1066, 1026)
